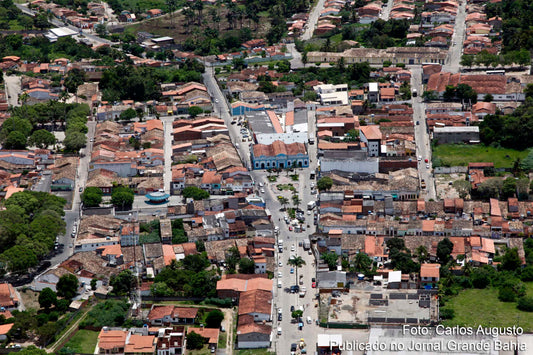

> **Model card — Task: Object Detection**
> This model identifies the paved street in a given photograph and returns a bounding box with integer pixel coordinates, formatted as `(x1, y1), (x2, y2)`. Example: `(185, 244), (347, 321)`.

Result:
(444, 0), (467, 73)
(162, 117), (173, 194)
(410, 66), (437, 201)
(301, 0), (327, 41)
(3, 74), (21, 107)
(380, 0), (394, 21)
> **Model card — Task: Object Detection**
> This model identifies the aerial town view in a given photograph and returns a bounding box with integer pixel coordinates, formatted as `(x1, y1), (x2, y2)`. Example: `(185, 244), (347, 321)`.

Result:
(0, 0), (533, 354)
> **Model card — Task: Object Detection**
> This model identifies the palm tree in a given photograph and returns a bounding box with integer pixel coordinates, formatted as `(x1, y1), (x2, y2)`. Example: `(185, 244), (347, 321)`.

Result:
(279, 197), (288, 210)
(292, 195), (301, 209)
(288, 256), (306, 285)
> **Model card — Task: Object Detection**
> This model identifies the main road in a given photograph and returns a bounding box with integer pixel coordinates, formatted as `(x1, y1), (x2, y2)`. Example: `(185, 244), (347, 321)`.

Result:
(443, 0), (467, 73)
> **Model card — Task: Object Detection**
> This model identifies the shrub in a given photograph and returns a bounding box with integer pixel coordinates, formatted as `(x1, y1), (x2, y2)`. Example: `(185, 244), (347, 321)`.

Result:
(517, 296), (533, 312)
(498, 286), (516, 302)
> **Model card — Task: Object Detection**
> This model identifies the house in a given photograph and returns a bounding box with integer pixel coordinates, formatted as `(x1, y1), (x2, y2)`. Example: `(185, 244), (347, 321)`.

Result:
(251, 140), (308, 170)
(420, 263), (440, 289)
(97, 329), (128, 354)
(216, 275), (273, 299)
(433, 126), (480, 144)
(238, 289), (272, 322)
(147, 305), (199, 325)
(186, 327), (219, 352)
(237, 314), (271, 349)
(0, 324), (13, 341)
(360, 126), (382, 157)
(125, 334), (156, 355)
(0, 283), (19, 310)
(156, 327), (185, 355)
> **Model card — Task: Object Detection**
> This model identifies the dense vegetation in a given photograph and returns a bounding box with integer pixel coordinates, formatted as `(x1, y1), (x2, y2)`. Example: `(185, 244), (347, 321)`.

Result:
(0, 0), (48, 31)
(480, 96), (533, 150)
(1, 102), (89, 152)
(340, 19), (410, 49)
(440, 240), (533, 321)
(0, 191), (66, 273)
(80, 300), (130, 328)
(139, 219), (161, 244)
(278, 62), (371, 90)
(485, 0), (533, 53)
(99, 60), (204, 102)
(153, 253), (218, 298)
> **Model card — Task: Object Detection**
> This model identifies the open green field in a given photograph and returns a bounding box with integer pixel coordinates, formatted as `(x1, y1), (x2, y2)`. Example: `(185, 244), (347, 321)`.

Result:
(442, 283), (533, 331)
(62, 330), (99, 354)
(432, 144), (529, 168)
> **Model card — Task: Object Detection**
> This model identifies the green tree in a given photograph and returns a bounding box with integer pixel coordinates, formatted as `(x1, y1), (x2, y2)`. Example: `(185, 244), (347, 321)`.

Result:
(436, 238), (454, 265)
(453, 180), (471, 199)
(501, 247), (521, 271)
(81, 187), (103, 207)
(119, 108), (137, 121)
(33, 13), (49, 30)
(56, 274), (78, 300)
(64, 68), (87, 94)
(111, 186), (134, 209)
(317, 176), (333, 191)
(38, 288), (57, 310)
(205, 309), (224, 328)
(29, 129), (56, 149)
(291, 310), (303, 319)
(483, 94), (494, 102)
(414, 245), (429, 263)
(110, 270), (135, 295)
(4, 130), (27, 149)
(477, 178), (503, 199)
(91, 278), (98, 290)
(186, 331), (206, 350)
(182, 186), (209, 200)
(225, 246), (240, 273)
(498, 286), (516, 302)
(182, 253), (210, 273)
(279, 197), (289, 210)
(288, 256), (306, 284)
(517, 296), (533, 312)
(238, 258), (255, 274)
(502, 177), (517, 199)
(1, 245), (38, 272)
(188, 106), (203, 118)
(353, 252), (373, 274)
(63, 131), (86, 151)
(17, 346), (47, 355)
(422, 90), (438, 101)
(321, 251), (338, 270)
(150, 282), (174, 296)
(471, 267), (491, 288)
(291, 194), (301, 208)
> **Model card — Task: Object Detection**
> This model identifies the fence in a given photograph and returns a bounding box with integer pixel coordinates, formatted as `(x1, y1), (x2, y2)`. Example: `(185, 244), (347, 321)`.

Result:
(319, 322), (369, 329)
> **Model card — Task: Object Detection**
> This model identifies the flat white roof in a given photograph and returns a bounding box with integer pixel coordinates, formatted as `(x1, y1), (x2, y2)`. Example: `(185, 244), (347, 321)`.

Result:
(152, 36), (174, 42)
(388, 270), (402, 283)
(317, 334), (343, 347)
(50, 27), (78, 37)
(434, 126), (479, 133)
(369, 82), (379, 92)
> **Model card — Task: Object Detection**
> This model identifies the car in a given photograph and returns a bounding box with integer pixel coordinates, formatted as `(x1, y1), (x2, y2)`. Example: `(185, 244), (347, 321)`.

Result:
(278, 313), (282, 321)
(235, 143), (240, 148)
(260, 188), (265, 193)
(90, 138), (94, 142)
(291, 343), (297, 352)
(425, 158), (429, 163)
(79, 187), (83, 192)
(312, 282), (316, 288)
(291, 244), (295, 252)
(416, 121), (420, 125)
(220, 325), (225, 332)
(215, 99), (219, 103)
(210, 347), (215, 353)
(290, 268), (294, 274)
(278, 261), (283, 267)
(418, 155), (422, 161)
(290, 305), (295, 312)
(288, 226), (293, 231)
(426, 164), (430, 169)
(312, 277), (315, 282)
(278, 308), (282, 314)
(307, 210), (311, 215)
(310, 182), (315, 188)
(237, 122), (242, 126)
(259, 182), (264, 187)
(278, 271), (282, 277)
(231, 120), (236, 124)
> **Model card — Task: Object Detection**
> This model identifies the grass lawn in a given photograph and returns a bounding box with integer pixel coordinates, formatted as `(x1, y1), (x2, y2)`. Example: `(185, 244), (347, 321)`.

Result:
(62, 330), (99, 354)
(238, 349), (275, 355)
(432, 144), (528, 168)
(218, 331), (227, 349)
(189, 345), (214, 355)
(442, 283), (533, 331)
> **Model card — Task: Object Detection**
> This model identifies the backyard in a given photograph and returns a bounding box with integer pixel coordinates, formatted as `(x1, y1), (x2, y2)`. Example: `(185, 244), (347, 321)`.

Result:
(442, 283), (533, 332)
(237, 349), (275, 355)
(432, 144), (528, 168)
(62, 330), (99, 354)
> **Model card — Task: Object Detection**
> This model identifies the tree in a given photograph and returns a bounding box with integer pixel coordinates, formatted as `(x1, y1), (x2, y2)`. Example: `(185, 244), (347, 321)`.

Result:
(38, 288), (57, 310)
(225, 246), (241, 273)
(63, 131), (86, 151)
(56, 274), (78, 300)
(33, 13), (49, 30)
(317, 176), (333, 191)
(291, 195), (301, 208)
(291, 310), (303, 319)
(182, 186), (210, 200)
(502, 177), (517, 199)
(483, 94), (494, 102)
(91, 278), (98, 290)
(110, 270), (135, 295)
(471, 267), (491, 288)
(501, 247), (521, 271)
(436, 238), (454, 264)
(119, 108), (137, 121)
(422, 90), (438, 101)
(64, 68), (87, 94)
(4, 130), (27, 149)
(232, 58), (246, 70)
(188, 106), (203, 118)
(166, 0), (178, 28)
(111, 186), (134, 209)
(498, 286), (516, 302)
(287, 256), (306, 284)
(321, 252), (338, 271)
(29, 129), (55, 149)
(182, 253), (210, 273)
(517, 296), (533, 312)
(186, 331), (206, 350)
(414, 245), (429, 263)
(279, 197), (289, 210)
(205, 309), (224, 328)
(353, 252), (373, 273)
(453, 180), (471, 199)
(276, 60), (291, 73)
(1, 245), (38, 272)
(477, 178), (503, 199)
(81, 187), (103, 207)
(17, 346), (47, 355)
(150, 282), (174, 296)
(238, 258), (255, 274)
(386, 237), (405, 252)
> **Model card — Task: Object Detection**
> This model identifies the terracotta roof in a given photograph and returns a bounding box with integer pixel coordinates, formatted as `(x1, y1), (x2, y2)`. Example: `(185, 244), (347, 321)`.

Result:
(0, 323), (13, 335)
(360, 125), (382, 140)
(125, 334), (155, 353)
(172, 307), (198, 319)
(238, 289), (272, 316)
(187, 327), (219, 344)
(253, 140), (306, 157)
(148, 305), (174, 320)
(0, 283), (18, 307)
(237, 314), (271, 335)
(420, 263), (440, 279)
(98, 330), (128, 350)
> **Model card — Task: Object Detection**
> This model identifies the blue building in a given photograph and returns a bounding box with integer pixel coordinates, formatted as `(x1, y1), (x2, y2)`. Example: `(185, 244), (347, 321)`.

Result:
(251, 140), (309, 170)
(231, 101), (265, 116)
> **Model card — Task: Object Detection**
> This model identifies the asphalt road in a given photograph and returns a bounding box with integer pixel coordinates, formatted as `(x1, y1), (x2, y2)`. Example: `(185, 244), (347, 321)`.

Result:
(443, 0), (467, 73)
(3, 74), (21, 107)
(410, 66), (436, 201)
(301, 0), (327, 41)
(162, 117), (173, 194)
(380, 0), (394, 21)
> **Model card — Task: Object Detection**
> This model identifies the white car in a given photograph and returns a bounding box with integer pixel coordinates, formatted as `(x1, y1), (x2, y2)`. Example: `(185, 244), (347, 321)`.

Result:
(278, 271), (283, 278)
(260, 188), (265, 193)
(426, 164), (430, 169)
(291, 245), (295, 252)
(307, 210), (311, 215)
(310, 182), (315, 188)
(258, 182), (264, 187)
(418, 156), (422, 161)
(278, 261), (283, 267)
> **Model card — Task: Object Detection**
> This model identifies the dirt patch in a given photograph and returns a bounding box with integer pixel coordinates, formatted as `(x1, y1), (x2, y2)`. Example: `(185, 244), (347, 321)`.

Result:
(18, 289), (40, 311)
(435, 173), (466, 200)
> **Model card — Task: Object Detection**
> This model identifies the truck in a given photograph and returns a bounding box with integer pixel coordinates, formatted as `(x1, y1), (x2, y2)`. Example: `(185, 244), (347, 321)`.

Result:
(307, 201), (316, 210)
(299, 286), (307, 297)
(303, 240), (310, 250)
